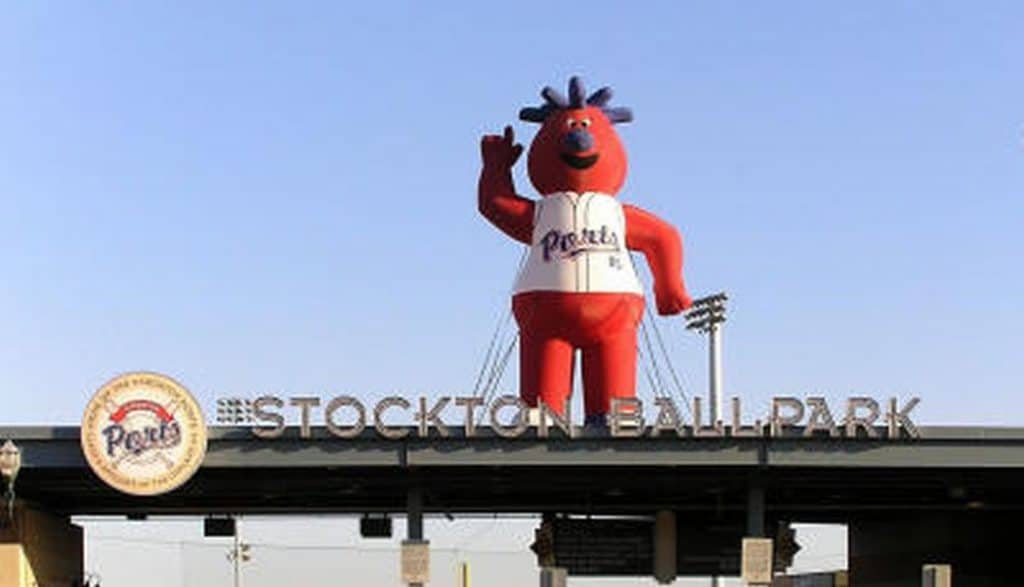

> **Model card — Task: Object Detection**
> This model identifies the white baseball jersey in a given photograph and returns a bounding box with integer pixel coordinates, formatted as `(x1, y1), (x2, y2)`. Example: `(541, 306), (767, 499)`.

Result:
(512, 192), (643, 294)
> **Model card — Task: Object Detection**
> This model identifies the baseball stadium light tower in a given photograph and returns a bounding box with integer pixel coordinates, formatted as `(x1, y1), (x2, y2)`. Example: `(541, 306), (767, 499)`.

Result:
(685, 293), (728, 428)
(684, 294), (729, 587)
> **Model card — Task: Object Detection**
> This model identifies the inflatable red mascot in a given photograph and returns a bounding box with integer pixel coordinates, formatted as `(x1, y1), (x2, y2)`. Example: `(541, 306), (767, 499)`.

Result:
(479, 76), (692, 426)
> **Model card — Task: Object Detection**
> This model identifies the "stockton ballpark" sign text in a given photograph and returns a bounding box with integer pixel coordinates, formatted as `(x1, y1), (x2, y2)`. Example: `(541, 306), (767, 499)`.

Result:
(217, 394), (921, 440)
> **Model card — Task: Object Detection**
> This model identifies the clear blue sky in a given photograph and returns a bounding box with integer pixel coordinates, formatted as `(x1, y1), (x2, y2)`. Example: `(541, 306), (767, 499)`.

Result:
(2, 1), (1023, 429)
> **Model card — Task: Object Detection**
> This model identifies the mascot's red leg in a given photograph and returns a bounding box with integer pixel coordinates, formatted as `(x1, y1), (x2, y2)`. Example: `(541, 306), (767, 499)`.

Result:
(513, 294), (574, 415)
(518, 333), (574, 414)
(579, 295), (645, 420)
(581, 328), (638, 419)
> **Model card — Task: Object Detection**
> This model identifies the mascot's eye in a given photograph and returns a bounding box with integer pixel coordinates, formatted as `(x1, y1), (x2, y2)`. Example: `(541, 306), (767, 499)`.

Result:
(581, 118), (591, 128)
(566, 119), (576, 128)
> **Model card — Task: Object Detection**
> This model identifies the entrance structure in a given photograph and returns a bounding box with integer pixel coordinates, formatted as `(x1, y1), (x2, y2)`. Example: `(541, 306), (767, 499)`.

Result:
(0, 505), (82, 587)
(3, 424), (1024, 585)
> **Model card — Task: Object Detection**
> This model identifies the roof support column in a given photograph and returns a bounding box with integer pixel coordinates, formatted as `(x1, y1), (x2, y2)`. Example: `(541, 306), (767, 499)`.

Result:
(403, 486), (428, 587)
(407, 486), (423, 542)
(747, 484), (765, 538)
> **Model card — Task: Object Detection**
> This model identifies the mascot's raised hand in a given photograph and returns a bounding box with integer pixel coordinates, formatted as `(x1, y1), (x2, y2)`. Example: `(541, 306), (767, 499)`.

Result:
(478, 76), (692, 425)
(481, 125), (524, 170)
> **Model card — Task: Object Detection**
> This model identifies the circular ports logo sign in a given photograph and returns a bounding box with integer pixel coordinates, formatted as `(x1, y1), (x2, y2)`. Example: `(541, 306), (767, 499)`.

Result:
(81, 372), (207, 496)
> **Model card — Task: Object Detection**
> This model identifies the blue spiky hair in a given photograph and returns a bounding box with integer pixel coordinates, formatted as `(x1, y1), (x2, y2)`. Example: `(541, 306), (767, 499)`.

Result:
(519, 76), (634, 125)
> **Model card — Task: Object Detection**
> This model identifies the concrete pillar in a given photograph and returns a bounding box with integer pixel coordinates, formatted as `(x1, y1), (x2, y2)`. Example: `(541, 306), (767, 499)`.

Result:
(539, 567), (567, 587)
(0, 504), (83, 587)
(922, 565), (951, 587)
(404, 487), (428, 587)
(653, 510), (677, 584)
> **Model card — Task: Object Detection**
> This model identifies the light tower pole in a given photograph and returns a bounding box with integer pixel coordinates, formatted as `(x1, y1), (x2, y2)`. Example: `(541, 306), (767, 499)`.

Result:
(685, 292), (728, 427)
(685, 292), (728, 587)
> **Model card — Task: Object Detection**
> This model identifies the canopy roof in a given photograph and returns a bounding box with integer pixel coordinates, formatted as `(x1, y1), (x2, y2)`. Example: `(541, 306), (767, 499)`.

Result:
(4, 425), (1024, 519)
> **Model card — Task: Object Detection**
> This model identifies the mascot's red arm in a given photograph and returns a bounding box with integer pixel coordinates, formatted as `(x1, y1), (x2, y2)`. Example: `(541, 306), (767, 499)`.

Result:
(478, 125), (534, 244)
(624, 204), (694, 315)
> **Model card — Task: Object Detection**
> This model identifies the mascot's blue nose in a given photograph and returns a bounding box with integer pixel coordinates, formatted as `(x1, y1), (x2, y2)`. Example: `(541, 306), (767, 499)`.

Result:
(563, 129), (595, 153)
